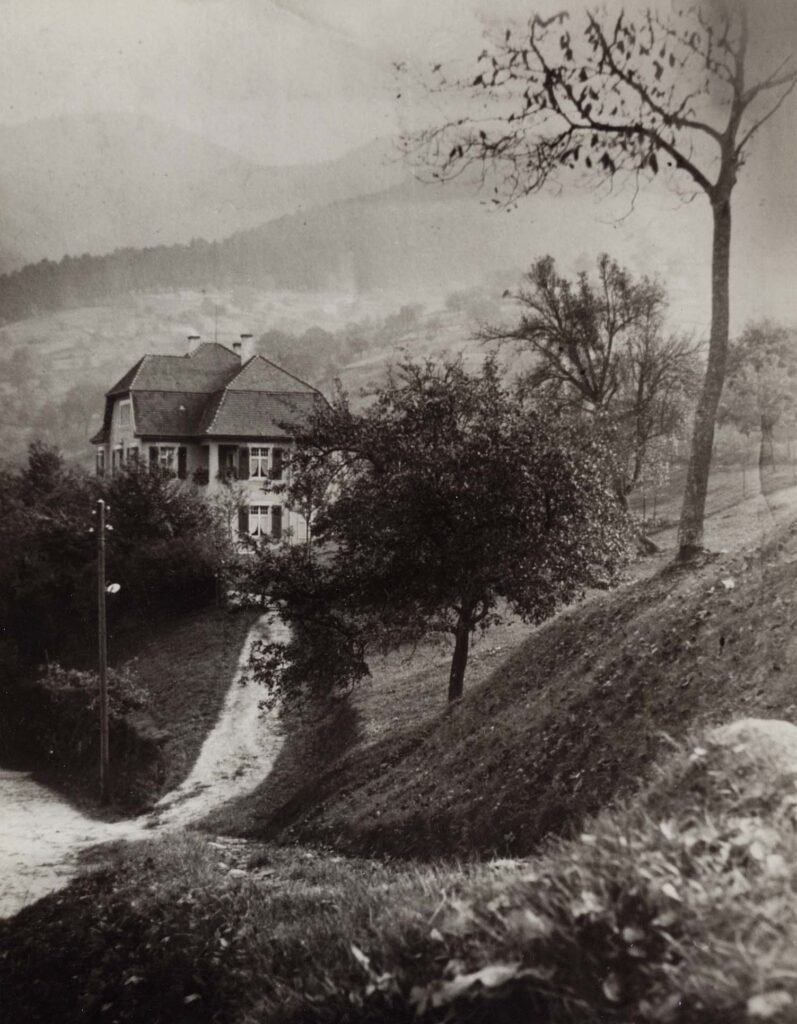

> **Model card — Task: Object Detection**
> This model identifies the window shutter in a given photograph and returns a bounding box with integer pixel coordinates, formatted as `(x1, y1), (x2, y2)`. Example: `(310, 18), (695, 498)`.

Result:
(238, 446), (250, 480)
(271, 505), (283, 540)
(238, 506), (249, 535)
(271, 447), (284, 481)
(177, 446), (187, 480)
(149, 446), (158, 470)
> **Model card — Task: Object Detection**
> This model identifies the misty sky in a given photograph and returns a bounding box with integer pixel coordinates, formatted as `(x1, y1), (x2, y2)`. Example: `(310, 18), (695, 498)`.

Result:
(0, 0), (503, 164)
(1, 0), (797, 333)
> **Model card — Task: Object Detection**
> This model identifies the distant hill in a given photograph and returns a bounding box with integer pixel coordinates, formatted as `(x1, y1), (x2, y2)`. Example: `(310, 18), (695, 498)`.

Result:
(0, 113), (408, 267)
(0, 171), (536, 325)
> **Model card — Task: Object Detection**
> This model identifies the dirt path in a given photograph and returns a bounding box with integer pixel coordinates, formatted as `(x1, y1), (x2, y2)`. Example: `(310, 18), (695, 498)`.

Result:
(0, 614), (287, 919)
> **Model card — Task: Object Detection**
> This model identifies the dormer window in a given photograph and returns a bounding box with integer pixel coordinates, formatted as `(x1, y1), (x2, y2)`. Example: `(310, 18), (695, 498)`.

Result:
(119, 400), (132, 427)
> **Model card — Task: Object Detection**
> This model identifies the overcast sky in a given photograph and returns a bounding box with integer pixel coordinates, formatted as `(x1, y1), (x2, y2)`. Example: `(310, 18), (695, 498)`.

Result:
(0, 0), (508, 164)
(1, 0), (796, 331)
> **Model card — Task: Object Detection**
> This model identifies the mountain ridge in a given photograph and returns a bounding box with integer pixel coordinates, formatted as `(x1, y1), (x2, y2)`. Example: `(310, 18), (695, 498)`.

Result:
(0, 112), (408, 267)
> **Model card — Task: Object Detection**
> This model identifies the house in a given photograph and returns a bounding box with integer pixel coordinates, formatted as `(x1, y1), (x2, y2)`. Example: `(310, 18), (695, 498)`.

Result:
(90, 335), (324, 544)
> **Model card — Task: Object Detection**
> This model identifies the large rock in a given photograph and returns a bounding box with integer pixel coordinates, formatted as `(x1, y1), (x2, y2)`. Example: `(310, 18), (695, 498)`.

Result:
(708, 718), (797, 777)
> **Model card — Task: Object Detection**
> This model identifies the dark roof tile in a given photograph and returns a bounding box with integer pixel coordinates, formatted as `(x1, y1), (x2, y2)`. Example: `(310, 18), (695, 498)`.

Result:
(227, 356), (318, 394)
(203, 392), (319, 437)
(132, 392), (212, 437)
(108, 344), (240, 396)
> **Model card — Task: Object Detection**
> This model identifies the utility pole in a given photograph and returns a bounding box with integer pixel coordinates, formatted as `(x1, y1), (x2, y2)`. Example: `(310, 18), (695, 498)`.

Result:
(96, 498), (110, 804)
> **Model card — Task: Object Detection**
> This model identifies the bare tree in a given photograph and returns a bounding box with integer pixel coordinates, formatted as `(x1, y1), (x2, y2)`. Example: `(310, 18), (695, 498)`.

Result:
(720, 319), (797, 471)
(404, 0), (797, 559)
(484, 254), (699, 499)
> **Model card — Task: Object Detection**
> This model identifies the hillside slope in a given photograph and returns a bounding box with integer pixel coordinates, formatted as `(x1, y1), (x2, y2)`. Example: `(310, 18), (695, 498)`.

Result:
(209, 496), (797, 860)
(3, 607), (259, 815)
(4, 713), (797, 1023)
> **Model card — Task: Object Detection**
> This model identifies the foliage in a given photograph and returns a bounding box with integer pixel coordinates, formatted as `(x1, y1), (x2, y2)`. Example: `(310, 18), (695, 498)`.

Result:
(404, 0), (797, 555)
(0, 448), (223, 675)
(3, 659), (158, 803)
(242, 544), (371, 706)
(36, 660), (148, 719)
(101, 462), (222, 618)
(245, 357), (631, 701)
(0, 442), (98, 667)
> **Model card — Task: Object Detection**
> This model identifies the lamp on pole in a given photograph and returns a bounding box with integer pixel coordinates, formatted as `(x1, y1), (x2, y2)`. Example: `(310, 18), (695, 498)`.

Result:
(92, 499), (120, 805)
(96, 499), (110, 803)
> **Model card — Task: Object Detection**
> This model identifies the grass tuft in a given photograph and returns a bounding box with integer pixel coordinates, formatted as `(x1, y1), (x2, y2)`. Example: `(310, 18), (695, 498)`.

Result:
(4, 731), (797, 1023)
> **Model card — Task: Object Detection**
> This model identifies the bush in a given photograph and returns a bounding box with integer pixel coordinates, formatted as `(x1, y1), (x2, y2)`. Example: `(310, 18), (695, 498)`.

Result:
(5, 661), (167, 807)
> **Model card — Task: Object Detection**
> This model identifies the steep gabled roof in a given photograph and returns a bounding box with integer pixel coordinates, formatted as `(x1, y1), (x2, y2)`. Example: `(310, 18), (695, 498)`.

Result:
(95, 344), (325, 443)
(226, 355), (321, 395)
(107, 357), (146, 396)
(200, 391), (321, 437)
(107, 343), (240, 396)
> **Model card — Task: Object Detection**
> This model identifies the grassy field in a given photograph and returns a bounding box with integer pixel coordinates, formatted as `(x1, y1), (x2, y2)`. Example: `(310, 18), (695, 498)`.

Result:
(113, 607), (260, 797)
(204, 482), (797, 859)
(630, 458), (797, 536)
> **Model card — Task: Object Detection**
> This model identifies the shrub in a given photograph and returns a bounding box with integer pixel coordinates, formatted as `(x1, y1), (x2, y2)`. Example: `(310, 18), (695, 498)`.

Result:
(5, 661), (165, 806)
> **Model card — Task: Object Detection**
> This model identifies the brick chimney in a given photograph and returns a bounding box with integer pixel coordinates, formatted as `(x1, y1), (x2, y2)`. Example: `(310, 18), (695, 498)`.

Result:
(187, 333), (201, 354)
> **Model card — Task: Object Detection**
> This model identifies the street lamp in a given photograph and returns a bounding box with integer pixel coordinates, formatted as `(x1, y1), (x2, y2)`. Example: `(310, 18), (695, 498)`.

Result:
(92, 498), (121, 805)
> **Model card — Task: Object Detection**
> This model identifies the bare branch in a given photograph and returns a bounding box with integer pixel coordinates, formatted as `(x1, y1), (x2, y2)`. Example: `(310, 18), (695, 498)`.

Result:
(737, 76), (797, 157)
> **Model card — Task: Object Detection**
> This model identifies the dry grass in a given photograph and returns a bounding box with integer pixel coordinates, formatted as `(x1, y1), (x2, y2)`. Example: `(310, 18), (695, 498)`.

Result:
(121, 607), (260, 795)
(202, 615), (530, 838)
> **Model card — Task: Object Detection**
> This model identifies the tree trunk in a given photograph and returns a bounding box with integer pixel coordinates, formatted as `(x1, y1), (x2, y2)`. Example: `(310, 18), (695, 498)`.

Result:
(677, 194), (732, 560)
(448, 610), (472, 702)
(759, 418), (775, 472)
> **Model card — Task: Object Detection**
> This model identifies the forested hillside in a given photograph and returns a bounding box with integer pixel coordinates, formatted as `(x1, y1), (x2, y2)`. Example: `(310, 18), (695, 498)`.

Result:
(0, 177), (524, 326)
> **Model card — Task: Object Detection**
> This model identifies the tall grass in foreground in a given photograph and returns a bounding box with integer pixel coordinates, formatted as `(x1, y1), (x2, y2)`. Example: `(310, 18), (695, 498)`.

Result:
(3, 733), (797, 1023)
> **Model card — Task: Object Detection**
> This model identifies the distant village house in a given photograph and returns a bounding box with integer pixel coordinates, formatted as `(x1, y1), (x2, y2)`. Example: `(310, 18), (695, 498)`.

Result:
(91, 335), (323, 543)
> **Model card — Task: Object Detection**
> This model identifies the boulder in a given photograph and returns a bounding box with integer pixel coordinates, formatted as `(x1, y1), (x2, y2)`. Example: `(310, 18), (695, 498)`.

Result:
(708, 718), (797, 778)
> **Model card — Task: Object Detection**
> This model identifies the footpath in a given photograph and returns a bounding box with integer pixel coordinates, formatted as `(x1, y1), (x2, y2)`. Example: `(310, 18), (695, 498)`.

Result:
(0, 615), (287, 918)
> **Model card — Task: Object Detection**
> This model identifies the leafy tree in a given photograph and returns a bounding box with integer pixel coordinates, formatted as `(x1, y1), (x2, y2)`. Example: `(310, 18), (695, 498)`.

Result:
(485, 254), (698, 499)
(0, 443), (97, 666)
(101, 463), (221, 617)
(405, 0), (797, 558)
(0, 450), (226, 687)
(719, 320), (797, 470)
(247, 358), (630, 702)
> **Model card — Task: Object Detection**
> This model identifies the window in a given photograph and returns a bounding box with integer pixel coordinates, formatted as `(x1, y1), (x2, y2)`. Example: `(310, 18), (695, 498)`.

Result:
(127, 446), (139, 464)
(158, 447), (176, 470)
(112, 447), (123, 472)
(248, 505), (270, 537)
(249, 447), (269, 479)
(118, 400), (132, 427)
(96, 448), (105, 477)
